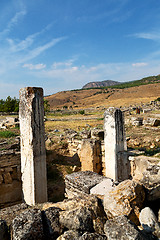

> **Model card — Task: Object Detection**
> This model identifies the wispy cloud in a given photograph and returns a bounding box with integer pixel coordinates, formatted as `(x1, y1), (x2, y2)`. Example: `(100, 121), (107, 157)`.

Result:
(0, 9), (26, 37)
(16, 37), (67, 64)
(132, 62), (148, 67)
(132, 32), (160, 41)
(52, 58), (76, 69)
(23, 63), (46, 70)
(77, 0), (131, 24)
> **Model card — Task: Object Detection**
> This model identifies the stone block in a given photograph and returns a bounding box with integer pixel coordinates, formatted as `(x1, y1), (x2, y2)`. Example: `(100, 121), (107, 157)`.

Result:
(90, 178), (114, 197)
(3, 173), (12, 184)
(80, 139), (102, 174)
(104, 180), (145, 225)
(0, 174), (3, 184)
(65, 171), (106, 198)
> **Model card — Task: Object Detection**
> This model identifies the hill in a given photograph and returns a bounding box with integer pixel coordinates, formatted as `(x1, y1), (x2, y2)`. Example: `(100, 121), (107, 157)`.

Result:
(45, 75), (160, 110)
(82, 80), (121, 89)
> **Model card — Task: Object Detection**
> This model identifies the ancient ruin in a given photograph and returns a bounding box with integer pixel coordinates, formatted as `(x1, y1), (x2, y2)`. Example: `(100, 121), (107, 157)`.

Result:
(19, 87), (47, 205)
(0, 86), (160, 239)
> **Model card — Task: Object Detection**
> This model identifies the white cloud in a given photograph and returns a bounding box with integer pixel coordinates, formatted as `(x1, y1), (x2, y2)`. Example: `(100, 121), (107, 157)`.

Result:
(132, 62), (148, 67)
(23, 63), (46, 70)
(7, 23), (57, 53)
(32, 59), (160, 95)
(15, 36), (67, 64)
(52, 58), (77, 69)
(0, 10), (26, 37)
(132, 32), (160, 41)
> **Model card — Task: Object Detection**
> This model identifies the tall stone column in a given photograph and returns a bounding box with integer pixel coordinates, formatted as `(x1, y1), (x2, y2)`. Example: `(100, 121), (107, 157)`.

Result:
(104, 107), (128, 181)
(19, 87), (47, 205)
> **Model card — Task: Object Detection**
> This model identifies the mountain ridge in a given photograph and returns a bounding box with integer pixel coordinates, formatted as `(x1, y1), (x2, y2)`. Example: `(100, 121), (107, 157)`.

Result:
(82, 80), (122, 89)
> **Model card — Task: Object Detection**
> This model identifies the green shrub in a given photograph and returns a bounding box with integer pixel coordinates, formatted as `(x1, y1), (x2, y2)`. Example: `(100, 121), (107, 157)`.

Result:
(79, 110), (85, 115)
(155, 97), (160, 102)
(0, 131), (17, 138)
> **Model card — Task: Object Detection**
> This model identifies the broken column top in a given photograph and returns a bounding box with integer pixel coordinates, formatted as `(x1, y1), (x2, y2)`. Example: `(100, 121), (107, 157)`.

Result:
(19, 87), (43, 97)
(104, 107), (122, 117)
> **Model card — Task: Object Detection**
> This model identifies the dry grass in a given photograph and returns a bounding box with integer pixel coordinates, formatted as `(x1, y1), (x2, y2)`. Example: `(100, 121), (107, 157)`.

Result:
(45, 83), (160, 110)
(45, 119), (104, 132)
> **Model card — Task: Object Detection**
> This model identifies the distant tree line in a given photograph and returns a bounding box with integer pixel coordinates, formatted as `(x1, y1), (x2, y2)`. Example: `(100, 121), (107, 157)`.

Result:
(0, 96), (50, 113)
(0, 96), (19, 112)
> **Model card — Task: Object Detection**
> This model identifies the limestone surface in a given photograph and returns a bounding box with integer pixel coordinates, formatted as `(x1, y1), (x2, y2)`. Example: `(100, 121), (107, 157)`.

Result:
(139, 207), (160, 237)
(59, 206), (94, 232)
(42, 207), (62, 239)
(90, 178), (114, 196)
(11, 209), (44, 240)
(104, 216), (147, 240)
(130, 155), (160, 201)
(104, 179), (145, 224)
(65, 171), (106, 198)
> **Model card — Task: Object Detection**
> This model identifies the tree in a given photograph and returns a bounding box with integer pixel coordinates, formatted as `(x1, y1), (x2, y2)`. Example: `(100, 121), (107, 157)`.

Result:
(0, 96), (19, 112)
(44, 99), (50, 113)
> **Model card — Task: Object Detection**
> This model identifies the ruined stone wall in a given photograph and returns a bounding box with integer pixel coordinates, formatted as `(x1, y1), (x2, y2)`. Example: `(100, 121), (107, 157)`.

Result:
(67, 138), (105, 175)
(0, 153), (22, 208)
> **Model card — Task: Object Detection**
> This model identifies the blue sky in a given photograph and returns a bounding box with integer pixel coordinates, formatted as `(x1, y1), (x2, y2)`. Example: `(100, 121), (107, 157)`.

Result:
(0, 0), (160, 98)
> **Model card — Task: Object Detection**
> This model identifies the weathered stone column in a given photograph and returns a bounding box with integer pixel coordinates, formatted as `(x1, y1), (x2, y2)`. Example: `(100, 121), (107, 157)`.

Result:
(104, 107), (128, 181)
(80, 139), (102, 174)
(19, 87), (47, 205)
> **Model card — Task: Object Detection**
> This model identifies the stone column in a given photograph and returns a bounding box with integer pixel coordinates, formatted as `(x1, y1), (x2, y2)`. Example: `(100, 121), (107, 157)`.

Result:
(19, 87), (47, 205)
(104, 107), (128, 181)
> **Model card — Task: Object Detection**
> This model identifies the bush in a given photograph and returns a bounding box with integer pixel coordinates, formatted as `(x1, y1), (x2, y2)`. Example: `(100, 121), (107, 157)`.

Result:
(155, 97), (160, 102)
(79, 110), (85, 115)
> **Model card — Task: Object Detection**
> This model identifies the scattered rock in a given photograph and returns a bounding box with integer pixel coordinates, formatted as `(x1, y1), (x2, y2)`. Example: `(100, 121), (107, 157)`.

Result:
(42, 207), (62, 239)
(57, 230), (80, 240)
(11, 209), (44, 240)
(139, 207), (160, 238)
(42, 194), (107, 234)
(131, 117), (143, 126)
(104, 216), (146, 240)
(0, 203), (28, 226)
(59, 206), (94, 232)
(143, 118), (160, 127)
(79, 232), (107, 240)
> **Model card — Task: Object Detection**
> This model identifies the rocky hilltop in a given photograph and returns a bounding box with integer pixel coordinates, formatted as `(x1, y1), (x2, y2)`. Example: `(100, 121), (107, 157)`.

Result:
(82, 80), (121, 89)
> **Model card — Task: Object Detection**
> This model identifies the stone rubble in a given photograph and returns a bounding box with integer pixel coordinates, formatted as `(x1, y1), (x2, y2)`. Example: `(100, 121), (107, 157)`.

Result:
(0, 171), (160, 239)
(65, 171), (106, 198)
